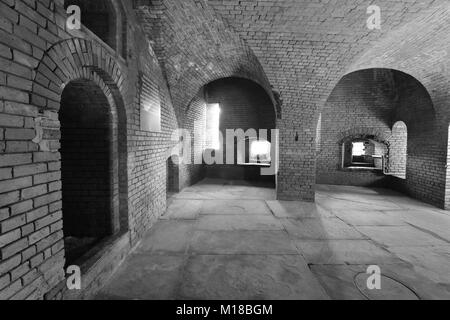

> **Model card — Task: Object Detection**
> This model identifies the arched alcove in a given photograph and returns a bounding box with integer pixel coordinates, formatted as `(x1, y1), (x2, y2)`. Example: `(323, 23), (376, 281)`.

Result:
(60, 79), (114, 265)
(389, 121), (408, 179)
(317, 68), (437, 201)
(202, 77), (277, 184)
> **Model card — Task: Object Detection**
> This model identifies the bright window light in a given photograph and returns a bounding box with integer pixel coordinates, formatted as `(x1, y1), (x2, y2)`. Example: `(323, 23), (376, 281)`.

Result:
(250, 140), (271, 162)
(352, 142), (365, 156)
(205, 103), (221, 150)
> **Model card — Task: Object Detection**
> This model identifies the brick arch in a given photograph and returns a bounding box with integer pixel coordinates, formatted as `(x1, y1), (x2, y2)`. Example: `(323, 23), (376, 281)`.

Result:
(198, 73), (276, 111)
(343, 4), (450, 116)
(134, 0), (276, 117)
(342, 45), (447, 207)
(31, 38), (125, 110)
(31, 38), (129, 231)
(341, 68), (436, 116)
(186, 75), (278, 119)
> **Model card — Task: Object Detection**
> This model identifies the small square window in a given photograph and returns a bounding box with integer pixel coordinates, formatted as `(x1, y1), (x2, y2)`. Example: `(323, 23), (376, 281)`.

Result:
(352, 142), (365, 156)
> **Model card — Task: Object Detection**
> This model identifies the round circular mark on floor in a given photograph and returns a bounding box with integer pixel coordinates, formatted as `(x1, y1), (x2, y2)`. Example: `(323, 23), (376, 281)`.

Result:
(354, 273), (420, 300)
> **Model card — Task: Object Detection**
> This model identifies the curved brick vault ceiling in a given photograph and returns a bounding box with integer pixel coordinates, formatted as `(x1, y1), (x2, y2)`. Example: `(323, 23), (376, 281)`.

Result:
(207, 0), (450, 118)
(133, 0), (274, 120)
(348, 4), (450, 122)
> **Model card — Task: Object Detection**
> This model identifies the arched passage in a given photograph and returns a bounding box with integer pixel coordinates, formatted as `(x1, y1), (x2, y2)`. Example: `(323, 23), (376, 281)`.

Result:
(60, 80), (114, 264)
(317, 68), (439, 206)
(202, 77), (277, 185)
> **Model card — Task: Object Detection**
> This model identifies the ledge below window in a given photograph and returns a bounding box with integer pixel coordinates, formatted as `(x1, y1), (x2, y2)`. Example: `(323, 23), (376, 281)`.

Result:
(341, 166), (383, 172)
(238, 163), (271, 167)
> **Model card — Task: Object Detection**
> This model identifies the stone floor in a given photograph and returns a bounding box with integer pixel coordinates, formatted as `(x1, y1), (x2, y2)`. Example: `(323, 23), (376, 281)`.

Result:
(96, 179), (450, 300)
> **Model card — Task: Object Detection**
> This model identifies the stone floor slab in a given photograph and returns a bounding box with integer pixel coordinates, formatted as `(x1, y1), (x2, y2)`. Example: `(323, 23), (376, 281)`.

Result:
(96, 254), (186, 300)
(384, 210), (450, 242)
(179, 255), (329, 300)
(200, 200), (272, 215)
(355, 226), (449, 247)
(295, 240), (403, 265)
(310, 264), (433, 300)
(196, 215), (283, 231)
(266, 200), (334, 218)
(387, 246), (450, 285)
(189, 230), (298, 255)
(135, 221), (195, 254)
(309, 265), (367, 300)
(333, 210), (405, 226)
(282, 218), (366, 240)
(161, 200), (203, 220)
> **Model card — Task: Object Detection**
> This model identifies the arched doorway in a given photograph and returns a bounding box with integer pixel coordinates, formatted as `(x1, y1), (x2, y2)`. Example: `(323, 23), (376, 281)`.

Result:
(60, 79), (118, 265)
(202, 77), (277, 185)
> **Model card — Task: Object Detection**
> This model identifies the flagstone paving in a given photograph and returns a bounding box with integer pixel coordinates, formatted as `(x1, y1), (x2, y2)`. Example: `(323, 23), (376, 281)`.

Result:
(96, 180), (450, 300)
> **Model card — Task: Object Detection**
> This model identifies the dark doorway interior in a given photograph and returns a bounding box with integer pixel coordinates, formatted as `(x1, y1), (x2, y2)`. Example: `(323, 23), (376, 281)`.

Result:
(60, 80), (112, 266)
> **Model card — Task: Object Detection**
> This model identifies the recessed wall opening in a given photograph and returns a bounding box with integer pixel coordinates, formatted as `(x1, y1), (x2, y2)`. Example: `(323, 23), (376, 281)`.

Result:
(203, 77), (276, 185)
(389, 121), (408, 179)
(342, 138), (387, 170)
(318, 68), (438, 205)
(60, 80), (115, 266)
(66, 0), (117, 50)
(205, 103), (221, 150)
(166, 156), (179, 200)
(64, 0), (127, 58)
(250, 139), (271, 165)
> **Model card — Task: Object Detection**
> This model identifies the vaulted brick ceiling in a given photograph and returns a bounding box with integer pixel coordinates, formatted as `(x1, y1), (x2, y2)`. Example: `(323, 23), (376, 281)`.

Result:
(134, 0), (273, 118)
(135, 0), (450, 124)
(207, 0), (450, 117)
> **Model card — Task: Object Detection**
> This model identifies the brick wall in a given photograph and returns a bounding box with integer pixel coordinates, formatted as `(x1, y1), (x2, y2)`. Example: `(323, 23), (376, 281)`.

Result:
(0, 0), (188, 300)
(179, 90), (207, 190)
